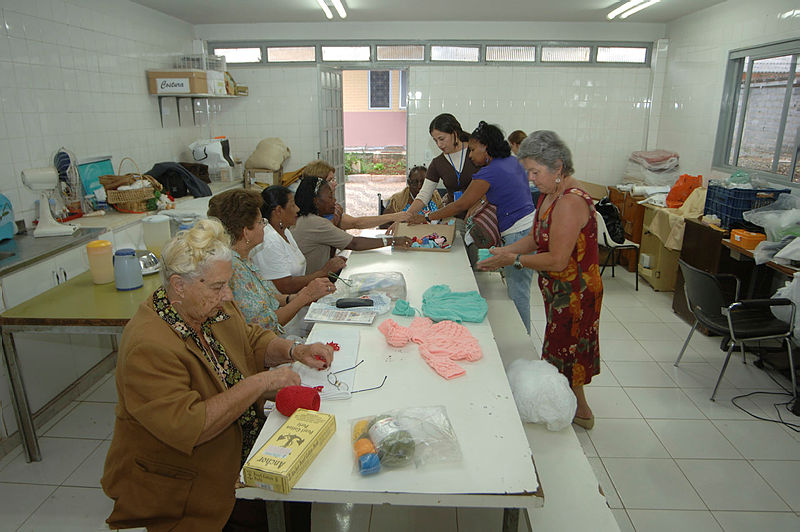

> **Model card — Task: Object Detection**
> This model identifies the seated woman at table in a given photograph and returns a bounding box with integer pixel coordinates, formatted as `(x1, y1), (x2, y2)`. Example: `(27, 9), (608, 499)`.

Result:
(101, 218), (333, 530)
(410, 121), (535, 333)
(383, 165), (444, 217)
(207, 189), (334, 337)
(477, 130), (602, 430)
(302, 159), (407, 230)
(251, 185), (346, 294)
(292, 176), (412, 274)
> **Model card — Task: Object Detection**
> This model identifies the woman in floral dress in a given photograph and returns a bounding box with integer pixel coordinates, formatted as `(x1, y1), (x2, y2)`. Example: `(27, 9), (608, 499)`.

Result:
(478, 130), (602, 429)
(207, 189), (334, 337)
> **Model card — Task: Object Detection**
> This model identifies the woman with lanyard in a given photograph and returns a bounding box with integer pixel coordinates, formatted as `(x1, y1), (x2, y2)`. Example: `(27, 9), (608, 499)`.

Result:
(409, 121), (535, 333)
(404, 113), (479, 220)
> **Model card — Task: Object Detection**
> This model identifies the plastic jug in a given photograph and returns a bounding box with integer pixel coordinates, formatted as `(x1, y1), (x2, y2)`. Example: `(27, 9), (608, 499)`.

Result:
(86, 240), (114, 284)
(113, 248), (143, 291)
(142, 214), (171, 258)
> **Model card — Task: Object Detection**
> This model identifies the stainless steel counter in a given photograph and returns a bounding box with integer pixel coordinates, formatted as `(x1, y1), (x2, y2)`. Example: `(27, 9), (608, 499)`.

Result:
(0, 227), (105, 277)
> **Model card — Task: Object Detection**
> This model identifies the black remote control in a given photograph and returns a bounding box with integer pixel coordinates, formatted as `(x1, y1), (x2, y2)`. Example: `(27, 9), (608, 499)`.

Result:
(335, 298), (374, 308)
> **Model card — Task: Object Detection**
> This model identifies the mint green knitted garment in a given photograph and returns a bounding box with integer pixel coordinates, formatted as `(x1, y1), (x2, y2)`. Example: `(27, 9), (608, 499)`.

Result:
(421, 285), (488, 323)
(392, 299), (417, 317)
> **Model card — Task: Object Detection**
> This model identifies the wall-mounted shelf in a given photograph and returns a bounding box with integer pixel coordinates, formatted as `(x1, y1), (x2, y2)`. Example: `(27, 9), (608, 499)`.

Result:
(154, 94), (246, 127)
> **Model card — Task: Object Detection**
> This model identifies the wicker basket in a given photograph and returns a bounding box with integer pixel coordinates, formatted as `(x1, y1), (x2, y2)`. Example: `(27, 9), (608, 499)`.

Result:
(99, 157), (162, 212)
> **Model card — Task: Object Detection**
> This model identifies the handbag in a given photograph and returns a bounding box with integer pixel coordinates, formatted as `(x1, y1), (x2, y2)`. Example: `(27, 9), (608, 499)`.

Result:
(594, 197), (626, 244)
(466, 199), (501, 249)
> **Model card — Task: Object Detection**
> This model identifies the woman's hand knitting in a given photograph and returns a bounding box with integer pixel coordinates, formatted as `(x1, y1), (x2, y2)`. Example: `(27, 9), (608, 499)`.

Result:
(293, 342), (334, 371)
(299, 277), (335, 303)
(260, 366), (301, 392)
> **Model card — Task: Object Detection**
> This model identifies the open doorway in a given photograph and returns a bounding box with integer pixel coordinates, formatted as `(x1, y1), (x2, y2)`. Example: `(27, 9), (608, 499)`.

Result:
(342, 69), (408, 217)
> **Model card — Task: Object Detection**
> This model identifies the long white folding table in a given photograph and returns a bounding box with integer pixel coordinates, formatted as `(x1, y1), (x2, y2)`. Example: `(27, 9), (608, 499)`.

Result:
(238, 234), (542, 531)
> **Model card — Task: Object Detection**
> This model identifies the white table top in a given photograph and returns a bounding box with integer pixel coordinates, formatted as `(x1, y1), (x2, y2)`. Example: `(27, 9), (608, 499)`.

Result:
(239, 235), (541, 509)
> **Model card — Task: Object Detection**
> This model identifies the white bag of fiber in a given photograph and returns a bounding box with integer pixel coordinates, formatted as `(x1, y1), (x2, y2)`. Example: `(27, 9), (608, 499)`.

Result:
(508, 359), (577, 431)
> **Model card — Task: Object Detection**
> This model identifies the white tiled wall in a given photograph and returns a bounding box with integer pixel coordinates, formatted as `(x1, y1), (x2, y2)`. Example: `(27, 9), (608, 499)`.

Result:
(0, 0), (196, 444)
(0, 0), (199, 226)
(656, 0), (800, 177)
(210, 66), (320, 173)
(407, 65), (654, 185)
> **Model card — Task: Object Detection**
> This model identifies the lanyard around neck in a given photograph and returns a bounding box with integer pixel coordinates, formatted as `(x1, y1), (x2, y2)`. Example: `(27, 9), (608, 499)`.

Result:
(446, 147), (465, 187)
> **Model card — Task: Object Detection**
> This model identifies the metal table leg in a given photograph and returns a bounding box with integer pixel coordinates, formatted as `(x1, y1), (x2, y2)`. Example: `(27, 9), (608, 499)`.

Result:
(1, 329), (40, 462)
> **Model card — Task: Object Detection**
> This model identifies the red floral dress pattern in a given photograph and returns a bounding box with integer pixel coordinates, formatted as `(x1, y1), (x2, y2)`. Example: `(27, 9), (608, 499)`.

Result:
(532, 187), (603, 386)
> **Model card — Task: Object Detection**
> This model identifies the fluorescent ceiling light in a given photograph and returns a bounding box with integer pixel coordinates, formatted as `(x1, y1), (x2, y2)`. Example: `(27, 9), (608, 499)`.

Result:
(620, 0), (660, 19)
(331, 0), (347, 19)
(607, 0), (644, 20)
(316, 0), (333, 19)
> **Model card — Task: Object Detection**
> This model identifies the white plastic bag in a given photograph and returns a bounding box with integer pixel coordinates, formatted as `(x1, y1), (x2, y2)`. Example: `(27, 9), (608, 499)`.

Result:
(743, 193), (800, 241)
(772, 272), (800, 345)
(189, 138), (229, 172)
(507, 359), (577, 431)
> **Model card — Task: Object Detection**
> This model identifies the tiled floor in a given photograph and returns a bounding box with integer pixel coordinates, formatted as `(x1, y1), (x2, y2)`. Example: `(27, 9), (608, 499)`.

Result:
(1, 267), (799, 531)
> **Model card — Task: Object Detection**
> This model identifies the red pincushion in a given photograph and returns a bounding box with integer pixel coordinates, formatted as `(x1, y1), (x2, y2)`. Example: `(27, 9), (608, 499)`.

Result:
(275, 386), (321, 416)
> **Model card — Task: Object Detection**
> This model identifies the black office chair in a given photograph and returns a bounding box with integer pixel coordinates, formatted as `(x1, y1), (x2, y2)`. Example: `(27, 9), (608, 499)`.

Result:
(674, 259), (797, 405)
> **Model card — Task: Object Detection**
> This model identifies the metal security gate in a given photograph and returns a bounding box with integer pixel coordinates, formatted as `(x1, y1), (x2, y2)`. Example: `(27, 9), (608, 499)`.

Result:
(317, 66), (345, 204)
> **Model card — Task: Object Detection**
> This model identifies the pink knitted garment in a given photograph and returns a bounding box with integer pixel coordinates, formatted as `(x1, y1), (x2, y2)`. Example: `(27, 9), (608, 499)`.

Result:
(378, 317), (483, 379)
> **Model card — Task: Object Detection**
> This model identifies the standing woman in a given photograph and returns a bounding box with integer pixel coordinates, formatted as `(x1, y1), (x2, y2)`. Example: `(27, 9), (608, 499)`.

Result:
(405, 113), (479, 217)
(411, 121), (535, 333)
(252, 185), (346, 294)
(477, 130), (602, 429)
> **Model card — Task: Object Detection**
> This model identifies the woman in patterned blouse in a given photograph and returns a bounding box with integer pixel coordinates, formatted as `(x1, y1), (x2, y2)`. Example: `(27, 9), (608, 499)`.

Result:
(207, 189), (334, 336)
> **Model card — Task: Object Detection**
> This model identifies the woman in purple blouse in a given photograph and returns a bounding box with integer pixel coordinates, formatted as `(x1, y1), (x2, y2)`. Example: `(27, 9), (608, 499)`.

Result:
(410, 121), (535, 333)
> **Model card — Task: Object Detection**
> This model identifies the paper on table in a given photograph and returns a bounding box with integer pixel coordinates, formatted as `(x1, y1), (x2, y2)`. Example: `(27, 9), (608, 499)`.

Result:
(294, 325), (359, 400)
(304, 304), (377, 325)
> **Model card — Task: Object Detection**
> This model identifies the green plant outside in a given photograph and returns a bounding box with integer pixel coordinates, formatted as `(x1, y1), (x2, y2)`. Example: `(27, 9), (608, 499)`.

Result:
(345, 153), (406, 176)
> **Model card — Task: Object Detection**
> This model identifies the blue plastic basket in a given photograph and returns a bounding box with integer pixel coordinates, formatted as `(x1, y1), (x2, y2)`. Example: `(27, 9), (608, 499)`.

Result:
(703, 182), (790, 229)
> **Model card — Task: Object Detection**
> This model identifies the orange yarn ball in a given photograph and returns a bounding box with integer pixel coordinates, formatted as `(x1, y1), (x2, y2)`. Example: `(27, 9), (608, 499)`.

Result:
(353, 437), (376, 458)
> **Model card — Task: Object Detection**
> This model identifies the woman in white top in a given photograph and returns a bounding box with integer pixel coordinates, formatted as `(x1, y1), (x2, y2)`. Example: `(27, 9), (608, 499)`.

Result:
(251, 185), (346, 294)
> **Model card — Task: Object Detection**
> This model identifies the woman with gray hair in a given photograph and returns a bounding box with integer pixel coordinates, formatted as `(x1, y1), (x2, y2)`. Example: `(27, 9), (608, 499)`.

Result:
(478, 130), (602, 430)
(102, 218), (334, 530)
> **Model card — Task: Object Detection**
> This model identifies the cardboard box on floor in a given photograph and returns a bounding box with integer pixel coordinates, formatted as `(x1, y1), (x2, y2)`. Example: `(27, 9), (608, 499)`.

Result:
(393, 222), (456, 252)
(576, 180), (609, 201)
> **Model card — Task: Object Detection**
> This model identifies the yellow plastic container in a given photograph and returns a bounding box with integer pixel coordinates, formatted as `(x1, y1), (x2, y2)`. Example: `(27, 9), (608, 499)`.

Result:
(730, 229), (766, 250)
(86, 240), (114, 284)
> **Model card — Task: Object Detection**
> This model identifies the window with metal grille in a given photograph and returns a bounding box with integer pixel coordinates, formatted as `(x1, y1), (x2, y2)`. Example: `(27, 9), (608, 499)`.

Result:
(714, 39), (800, 182)
(399, 71), (408, 109)
(212, 47), (261, 64)
(541, 46), (591, 63)
(431, 45), (479, 62)
(369, 70), (391, 109)
(597, 46), (648, 63)
(267, 46), (315, 62)
(322, 46), (371, 62)
(377, 45), (425, 61)
(486, 46), (536, 62)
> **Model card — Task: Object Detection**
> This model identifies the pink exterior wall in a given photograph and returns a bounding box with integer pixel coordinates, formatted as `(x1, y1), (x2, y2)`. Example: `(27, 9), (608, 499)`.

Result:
(344, 111), (407, 148)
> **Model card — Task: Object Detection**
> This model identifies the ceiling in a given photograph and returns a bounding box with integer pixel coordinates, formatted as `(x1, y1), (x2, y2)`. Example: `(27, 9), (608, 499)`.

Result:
(130, 0), (727, 25)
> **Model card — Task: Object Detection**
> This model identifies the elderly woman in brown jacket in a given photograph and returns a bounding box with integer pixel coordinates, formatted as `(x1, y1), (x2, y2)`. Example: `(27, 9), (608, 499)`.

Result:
(101, 218), (333, 531)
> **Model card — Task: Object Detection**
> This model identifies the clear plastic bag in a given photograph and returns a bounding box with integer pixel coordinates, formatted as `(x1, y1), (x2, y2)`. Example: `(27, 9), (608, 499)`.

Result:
(743, 193), (800, 241)
(773, 272), (800, 345)
(340, 272), (407, 302)
(507, 359), (577, 431)
(350, 406), (462, 475)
